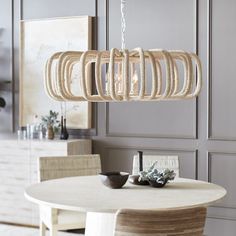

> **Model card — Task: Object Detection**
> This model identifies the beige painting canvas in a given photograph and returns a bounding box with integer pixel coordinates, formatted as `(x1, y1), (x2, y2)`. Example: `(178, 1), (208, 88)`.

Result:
(20, 16), (91, 128)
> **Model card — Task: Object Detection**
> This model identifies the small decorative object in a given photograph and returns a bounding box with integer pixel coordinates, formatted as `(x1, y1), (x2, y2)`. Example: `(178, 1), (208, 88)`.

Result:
(60, 115), (64, 139)
(63, 118), (69, 139)
(129, 151), (149, 185)
(40, 110), (60, 140)
(17, 128), (27, 140)
(99, 171), (129, 189)
(139, 162), (176, 188)
(46, 126), (54, 140)
(60, 115), (69, 140)
(138, 150), (143, 171)
(26, 123), (39, 139)
(0, 97), (6, 108)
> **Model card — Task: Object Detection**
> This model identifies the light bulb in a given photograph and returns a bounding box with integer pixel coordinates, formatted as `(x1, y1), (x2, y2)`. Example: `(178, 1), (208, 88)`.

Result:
(130, 71), (139, 95)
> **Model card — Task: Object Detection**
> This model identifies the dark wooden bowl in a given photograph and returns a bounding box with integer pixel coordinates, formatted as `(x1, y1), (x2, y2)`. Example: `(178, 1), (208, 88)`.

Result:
(128, 175), (149, 185)
(99, 171), (129, 189)
(148, 180), (167, 188)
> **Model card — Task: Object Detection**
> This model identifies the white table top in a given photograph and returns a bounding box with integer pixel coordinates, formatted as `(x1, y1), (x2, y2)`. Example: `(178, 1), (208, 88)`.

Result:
(25, 176), (226, 213)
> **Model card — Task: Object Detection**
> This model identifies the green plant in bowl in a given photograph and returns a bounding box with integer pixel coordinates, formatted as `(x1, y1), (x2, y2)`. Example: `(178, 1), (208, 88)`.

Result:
(139, 162), (176, 187)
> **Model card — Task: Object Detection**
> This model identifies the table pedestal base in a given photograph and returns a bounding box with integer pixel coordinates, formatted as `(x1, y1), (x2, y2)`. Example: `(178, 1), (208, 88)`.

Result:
(85, 212), (115, 236)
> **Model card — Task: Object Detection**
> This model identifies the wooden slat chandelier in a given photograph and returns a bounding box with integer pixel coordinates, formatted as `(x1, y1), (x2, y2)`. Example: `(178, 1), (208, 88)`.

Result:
(44, 0), (202, 102)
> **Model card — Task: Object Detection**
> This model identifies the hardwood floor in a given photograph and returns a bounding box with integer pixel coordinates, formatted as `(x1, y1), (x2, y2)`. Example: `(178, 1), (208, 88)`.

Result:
(0, 224), (84, 235)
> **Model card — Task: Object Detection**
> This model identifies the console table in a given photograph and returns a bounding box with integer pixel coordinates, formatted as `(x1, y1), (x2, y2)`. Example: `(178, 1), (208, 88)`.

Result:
(0, 139), (91, 225)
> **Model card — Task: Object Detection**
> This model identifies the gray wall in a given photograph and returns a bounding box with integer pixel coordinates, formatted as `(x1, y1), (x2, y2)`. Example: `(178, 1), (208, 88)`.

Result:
(0, 0), (14, 132)
(1, 0), (236, 235)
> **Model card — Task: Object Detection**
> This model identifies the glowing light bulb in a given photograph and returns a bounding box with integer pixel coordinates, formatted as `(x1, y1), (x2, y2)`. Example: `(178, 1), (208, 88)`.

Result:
(130, 71), (138, 95)
(105, 72), (110, 95)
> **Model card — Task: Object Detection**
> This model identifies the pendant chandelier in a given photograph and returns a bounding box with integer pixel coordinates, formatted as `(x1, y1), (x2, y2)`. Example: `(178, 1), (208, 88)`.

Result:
(44, 0), (202, 102)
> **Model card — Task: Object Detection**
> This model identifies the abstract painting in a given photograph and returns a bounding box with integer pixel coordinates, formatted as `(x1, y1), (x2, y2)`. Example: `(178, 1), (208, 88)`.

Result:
(20, 16), (92, 128)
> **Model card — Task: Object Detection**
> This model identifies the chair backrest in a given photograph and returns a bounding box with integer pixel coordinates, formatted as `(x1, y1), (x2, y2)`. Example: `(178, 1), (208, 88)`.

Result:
(38, 154), (101, 182)
(132, 155), (179, 177)
(114, 207), (207, 236)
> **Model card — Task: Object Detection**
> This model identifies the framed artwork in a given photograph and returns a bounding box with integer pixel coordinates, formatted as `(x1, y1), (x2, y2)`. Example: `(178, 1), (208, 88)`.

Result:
(19, 16), (92, 128)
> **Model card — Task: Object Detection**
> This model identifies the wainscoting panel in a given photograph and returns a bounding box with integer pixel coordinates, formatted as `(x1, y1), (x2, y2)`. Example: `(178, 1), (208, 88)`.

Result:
(205, 218), (236, 236)
(106, 101), (197, 139)
(22, 0), (96, 19)
(208, 0), (236, 140)
(208, 152), (236, 209)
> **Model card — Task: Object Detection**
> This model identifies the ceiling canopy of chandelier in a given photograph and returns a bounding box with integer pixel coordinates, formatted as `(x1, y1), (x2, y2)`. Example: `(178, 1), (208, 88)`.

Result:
(44, 0), (202, 102)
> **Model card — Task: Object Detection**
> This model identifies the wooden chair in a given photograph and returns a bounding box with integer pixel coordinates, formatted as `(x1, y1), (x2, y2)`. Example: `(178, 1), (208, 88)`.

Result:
(38, 154), (101, 236)
(114, 207), (207, 236)
(132, 155), (180, 177)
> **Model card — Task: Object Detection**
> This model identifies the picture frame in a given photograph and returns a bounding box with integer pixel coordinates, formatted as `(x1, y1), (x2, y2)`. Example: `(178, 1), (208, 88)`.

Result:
(19, 16), (92, 129)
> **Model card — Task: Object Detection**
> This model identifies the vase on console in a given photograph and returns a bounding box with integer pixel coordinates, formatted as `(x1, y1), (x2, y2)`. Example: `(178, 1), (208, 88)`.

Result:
(60, 116), (69, 140)
(46, 125), (54, 140)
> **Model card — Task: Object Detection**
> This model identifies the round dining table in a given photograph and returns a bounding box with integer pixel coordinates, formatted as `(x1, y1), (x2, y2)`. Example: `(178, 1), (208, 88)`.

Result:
(25, 176), (226, 236)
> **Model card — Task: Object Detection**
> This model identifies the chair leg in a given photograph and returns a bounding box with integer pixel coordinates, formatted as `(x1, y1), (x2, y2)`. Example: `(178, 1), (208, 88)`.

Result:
(50, 227), (57, 236)
(40, 221), (46, 236)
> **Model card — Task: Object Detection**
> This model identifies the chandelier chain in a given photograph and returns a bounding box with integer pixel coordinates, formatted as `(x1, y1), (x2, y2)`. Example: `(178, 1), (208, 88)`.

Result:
(121, 0), (126, 50)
